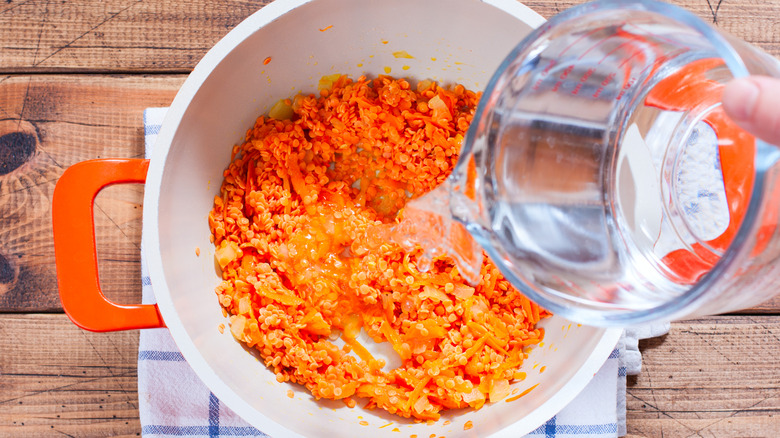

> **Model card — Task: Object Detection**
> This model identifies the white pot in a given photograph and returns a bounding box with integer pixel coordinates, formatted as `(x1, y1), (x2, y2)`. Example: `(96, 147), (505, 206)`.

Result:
(54, 0), (622, 436)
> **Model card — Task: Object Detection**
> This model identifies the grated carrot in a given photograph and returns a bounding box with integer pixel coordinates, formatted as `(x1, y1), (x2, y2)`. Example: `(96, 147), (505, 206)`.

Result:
(208, 74), (549, 421)
(344, 337), (375, 364)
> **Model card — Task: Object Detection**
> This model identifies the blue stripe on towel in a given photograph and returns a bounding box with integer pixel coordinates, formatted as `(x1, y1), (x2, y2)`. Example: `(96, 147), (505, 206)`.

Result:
(141, 425), (267, 436)
(138, 350), (185, 362)
(556, 423), (619, 434)
(546, 415), (557, 438)
(529, 420), (619, 436)
(209, 392), (219, 438)
(145, 123), (161, 137)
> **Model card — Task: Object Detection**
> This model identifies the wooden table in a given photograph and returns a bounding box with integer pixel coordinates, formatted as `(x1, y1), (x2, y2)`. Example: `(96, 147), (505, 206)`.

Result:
(0, 0), (778, 436)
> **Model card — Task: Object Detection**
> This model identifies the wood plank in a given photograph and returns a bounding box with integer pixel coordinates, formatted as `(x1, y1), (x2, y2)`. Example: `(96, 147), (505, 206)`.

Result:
(626, 315), (780, 437)
(0, 313), (140, 437)
(2, 314), (778, 436)
(3, 73), (780, 314)
(0, 75), (183, 311)
(524, 0), (780, 57)
(626, 416), (780, 438)
(94, 183), (145, 307)
(0, 0), (778, 73)
(0, 0), (272, 73)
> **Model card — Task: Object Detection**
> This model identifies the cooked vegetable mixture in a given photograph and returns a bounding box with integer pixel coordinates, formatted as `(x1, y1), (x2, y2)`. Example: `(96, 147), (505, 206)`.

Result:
(208, 74), (548, 421)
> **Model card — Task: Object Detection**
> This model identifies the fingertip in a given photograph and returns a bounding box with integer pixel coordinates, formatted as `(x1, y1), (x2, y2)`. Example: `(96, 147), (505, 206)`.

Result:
(722, 77), (759, 122)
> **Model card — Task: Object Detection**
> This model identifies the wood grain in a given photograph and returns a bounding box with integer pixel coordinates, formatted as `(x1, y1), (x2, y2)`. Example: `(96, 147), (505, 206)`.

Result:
(1, 1), (780, 436)
(2, 314), (777, 437)
(0, 0), (273, 73)
(0, 0), (778, 73)
(0, 314), (141, 437)
(0, 75), (182, 311)
(626, 316), (780, 437)
(524, 0), (780, 57)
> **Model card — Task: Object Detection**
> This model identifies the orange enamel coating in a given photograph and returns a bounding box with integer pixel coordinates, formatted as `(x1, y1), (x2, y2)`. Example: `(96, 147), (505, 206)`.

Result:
(645, 58), (757, 283)
(53, 158), (165, 332)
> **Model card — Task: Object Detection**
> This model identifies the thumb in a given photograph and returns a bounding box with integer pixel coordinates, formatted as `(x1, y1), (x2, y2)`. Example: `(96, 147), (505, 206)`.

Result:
(722, 76), (780, 146)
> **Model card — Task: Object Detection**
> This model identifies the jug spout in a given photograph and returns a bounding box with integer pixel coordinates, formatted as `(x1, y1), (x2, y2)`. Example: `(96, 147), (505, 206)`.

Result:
(448, 154), (486, 229)
(395, 178), (485, 286)
(447, 113), (497, 236)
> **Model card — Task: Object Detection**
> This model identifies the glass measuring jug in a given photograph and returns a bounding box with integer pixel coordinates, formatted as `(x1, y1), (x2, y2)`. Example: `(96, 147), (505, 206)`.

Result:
(442, 0), (780, 326)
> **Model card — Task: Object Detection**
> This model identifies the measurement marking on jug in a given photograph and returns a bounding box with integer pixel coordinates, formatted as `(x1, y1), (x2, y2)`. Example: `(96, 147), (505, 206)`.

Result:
(552, 64), (575, 92)
(616, 41), (663, 69)
(599, 40), (636, 65)
(559, 26), (612, 57)
(532, 59), (557, 91)
(578, 33), (614, 60)
(572, 67), (597, 95)
(615, 62), (654, 101)
(592, 72), (616, 98)
(624, 22), (687, 49)
(616, 76), (636, 101)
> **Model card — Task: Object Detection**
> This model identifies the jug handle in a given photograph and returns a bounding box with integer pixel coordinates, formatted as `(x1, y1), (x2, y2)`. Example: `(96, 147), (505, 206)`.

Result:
(53, 158), (165, 332)
(645, 58), (757, 282)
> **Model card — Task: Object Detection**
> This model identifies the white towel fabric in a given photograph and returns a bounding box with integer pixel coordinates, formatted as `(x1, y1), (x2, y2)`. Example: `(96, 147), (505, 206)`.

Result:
(138, 107), (670, 437)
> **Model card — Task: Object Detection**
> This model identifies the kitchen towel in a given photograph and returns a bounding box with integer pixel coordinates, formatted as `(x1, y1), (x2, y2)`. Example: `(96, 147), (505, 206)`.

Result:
(138, 107), (670, 437)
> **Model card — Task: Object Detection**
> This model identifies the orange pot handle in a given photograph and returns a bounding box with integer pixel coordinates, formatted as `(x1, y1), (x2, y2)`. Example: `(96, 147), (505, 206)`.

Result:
(53, 158), (165, 332)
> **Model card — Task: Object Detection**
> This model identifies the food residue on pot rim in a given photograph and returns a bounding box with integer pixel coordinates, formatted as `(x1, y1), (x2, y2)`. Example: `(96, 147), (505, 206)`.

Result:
(319, 25), (333, 32)
(393, 50), (414, 59)
(505, 383), (540, 402)
(263, 57), (272, 65)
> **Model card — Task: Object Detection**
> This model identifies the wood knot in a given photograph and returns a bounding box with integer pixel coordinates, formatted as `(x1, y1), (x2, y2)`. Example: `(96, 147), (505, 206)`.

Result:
(0, 120), (39, 176)
(0, 252), (19, 299)
(0, 253), (15, 284)
(0, 131), (37, 175)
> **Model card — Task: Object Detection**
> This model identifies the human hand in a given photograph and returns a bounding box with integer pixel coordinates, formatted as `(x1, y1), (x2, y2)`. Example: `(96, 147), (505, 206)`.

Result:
(722, 76), (780, 145)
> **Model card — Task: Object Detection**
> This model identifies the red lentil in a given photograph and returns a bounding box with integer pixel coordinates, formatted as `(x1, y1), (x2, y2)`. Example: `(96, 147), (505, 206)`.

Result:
(209, 74), (549, 421)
